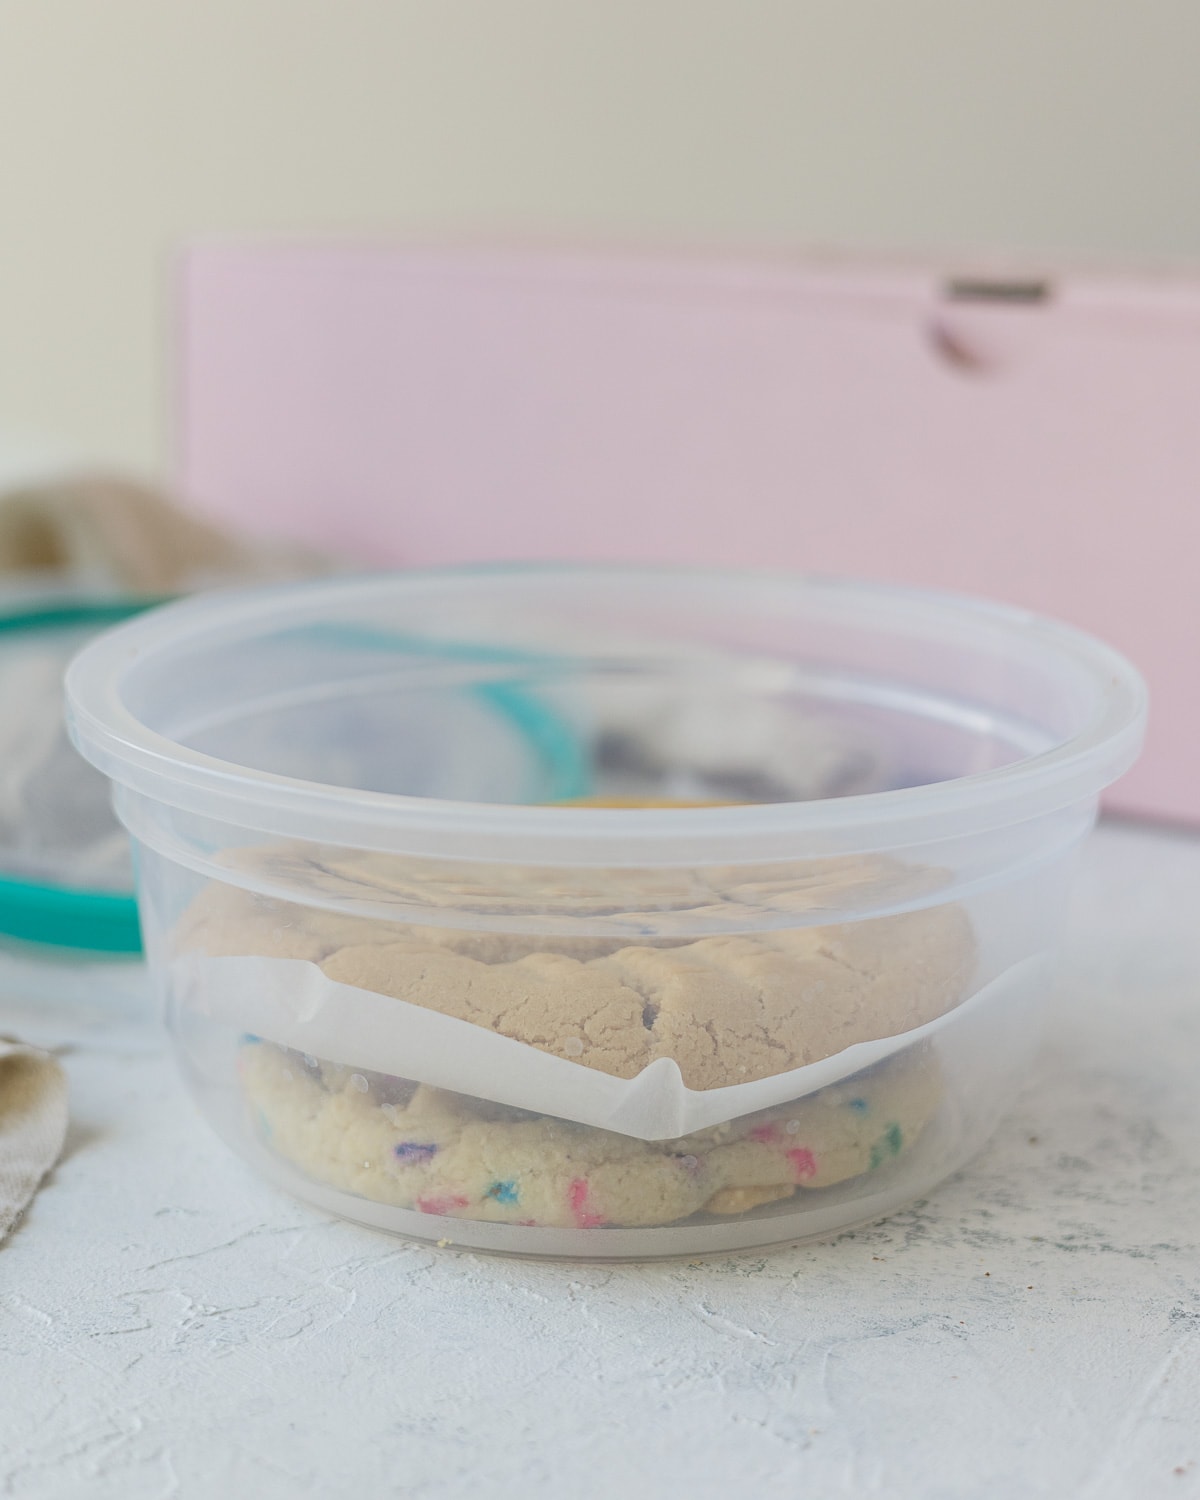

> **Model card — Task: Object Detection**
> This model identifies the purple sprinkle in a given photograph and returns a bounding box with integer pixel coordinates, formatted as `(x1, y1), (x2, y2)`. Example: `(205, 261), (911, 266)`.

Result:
(394, 1141), (438, 1164)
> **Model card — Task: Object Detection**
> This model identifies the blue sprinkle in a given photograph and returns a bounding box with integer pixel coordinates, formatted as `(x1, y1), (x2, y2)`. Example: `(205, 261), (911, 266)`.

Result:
(241, 1033), (263, 1045)
(394, 1141), (438, 1164)
(255, 1108), (273, 1141)
(846, 1097), (869, 1114)
(485, 1180), (519, 1204)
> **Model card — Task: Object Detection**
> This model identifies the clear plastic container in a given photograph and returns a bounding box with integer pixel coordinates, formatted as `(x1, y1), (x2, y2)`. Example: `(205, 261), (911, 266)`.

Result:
(65, 568), (1146, 1258)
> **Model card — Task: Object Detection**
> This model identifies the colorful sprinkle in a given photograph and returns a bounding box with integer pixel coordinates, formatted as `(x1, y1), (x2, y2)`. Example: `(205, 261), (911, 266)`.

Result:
(869, 1122), (904, 1171)
(750, 1123), (782, 1144)
(350, 1073), (369, 1093)
(416, 1194), (468, 1216)
(241, 1032), (262, 1045)
(567, 1177), (605, 1228)
(787, 1147), (818, 1181)
(485, 1180), (519, 1204)
(674, 1153), (701, 1173)
(846, 1097), (870, 1114)
(394, 1141), (438, 1164)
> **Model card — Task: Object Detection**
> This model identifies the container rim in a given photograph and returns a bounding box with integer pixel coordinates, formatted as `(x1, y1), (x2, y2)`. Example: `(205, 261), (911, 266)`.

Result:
(64, 565), (1148, 863)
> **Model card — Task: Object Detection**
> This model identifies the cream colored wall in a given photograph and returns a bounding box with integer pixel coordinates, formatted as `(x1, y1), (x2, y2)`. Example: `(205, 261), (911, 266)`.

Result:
(1, 0), (1198, 475)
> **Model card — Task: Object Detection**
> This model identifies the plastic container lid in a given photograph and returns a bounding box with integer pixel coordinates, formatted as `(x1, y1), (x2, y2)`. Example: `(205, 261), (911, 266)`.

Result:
(63, 568), (1148, 869)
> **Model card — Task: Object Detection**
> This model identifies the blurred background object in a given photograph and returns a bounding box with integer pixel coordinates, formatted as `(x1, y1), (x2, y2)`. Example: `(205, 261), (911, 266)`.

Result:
(1, 0), (1199, 474)
(0, 472), (334, 951)
(0, 473), (324, 595)
(0, 0), (1196, 828)
(178, 246), (1196, 825)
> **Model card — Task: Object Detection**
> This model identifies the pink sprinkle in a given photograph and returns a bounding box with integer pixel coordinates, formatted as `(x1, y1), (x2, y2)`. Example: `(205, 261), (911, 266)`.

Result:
(787, 1147), (818, 1181)
(416, 1193), (469, 1216)
(567, 1177), (605, 1229)
(516, 1219), (538, 1227)
(750, 1123), (781, 1144)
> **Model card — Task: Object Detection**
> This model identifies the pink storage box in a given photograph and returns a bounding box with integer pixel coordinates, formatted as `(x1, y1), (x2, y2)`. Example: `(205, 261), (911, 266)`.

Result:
(177, 246), (1195, 823)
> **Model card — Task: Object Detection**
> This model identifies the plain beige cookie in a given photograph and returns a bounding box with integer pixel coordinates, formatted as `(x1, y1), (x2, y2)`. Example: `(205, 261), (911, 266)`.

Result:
(322, 942), (654, 1079)
(177, 844), (977, 1091)
(175, 875), (395, 962)
(197, 840), (950, 926)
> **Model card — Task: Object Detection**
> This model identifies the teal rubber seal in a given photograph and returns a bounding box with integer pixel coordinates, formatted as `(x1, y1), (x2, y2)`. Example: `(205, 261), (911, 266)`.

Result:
(0, 870), (143, 954)
(1, 600), (591, 954)
(0, 598), (169, 954)
(286, 621), (592, 804)
(0, 599), (173, 640)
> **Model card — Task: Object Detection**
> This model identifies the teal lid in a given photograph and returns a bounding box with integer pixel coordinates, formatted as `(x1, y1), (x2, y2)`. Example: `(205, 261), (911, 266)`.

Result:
(0, 598), (167, 954)
(0, 869), (143, 953)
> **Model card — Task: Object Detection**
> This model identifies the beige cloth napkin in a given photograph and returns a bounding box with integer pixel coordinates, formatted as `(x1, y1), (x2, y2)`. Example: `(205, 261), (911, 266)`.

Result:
(0, 472), (327, 594)
(0, 1036), (68, 1243)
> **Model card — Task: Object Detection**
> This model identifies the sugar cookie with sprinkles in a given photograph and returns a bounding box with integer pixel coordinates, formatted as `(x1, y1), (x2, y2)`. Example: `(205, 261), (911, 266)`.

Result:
(238, 1040), (940, 1229)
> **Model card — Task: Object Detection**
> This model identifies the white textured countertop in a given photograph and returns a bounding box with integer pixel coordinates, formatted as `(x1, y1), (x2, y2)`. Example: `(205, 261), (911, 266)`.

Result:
(2, 821), (1198, 1500)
